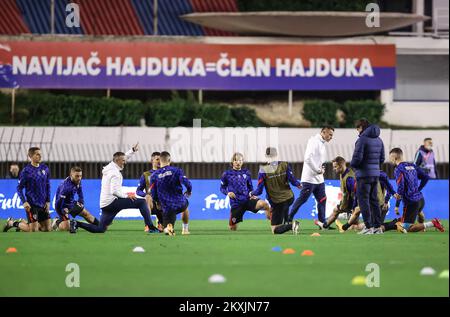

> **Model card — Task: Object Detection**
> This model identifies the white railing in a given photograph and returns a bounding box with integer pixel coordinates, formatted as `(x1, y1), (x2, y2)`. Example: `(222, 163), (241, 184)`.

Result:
(434, 7), (449, 37)
(1, 127), (448, 163)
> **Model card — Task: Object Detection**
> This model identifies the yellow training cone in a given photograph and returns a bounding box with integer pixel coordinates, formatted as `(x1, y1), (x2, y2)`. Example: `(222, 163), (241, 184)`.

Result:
(351, 275), (367, 286)
(438, 270), (449, 279)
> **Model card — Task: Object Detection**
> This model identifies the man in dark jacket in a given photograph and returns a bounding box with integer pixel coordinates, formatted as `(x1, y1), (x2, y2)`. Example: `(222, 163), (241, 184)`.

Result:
(350, 119), (385, 234)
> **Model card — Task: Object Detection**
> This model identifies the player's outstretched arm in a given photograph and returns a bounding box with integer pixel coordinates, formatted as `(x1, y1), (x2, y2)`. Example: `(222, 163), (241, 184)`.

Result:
(250, 171), (265, 197)
(180, 169), (192, 194)
(16, 169), (28, 207)
(416, 167), (430, 192)
(220, 172), (229, 196)
(286, 164), (301, 187)
(45, 167), (51, 206)
(245, 170), (254, 193)
(124, 142), (139, 160)
(77, 181), (85, 206)
(136, 174), (147, 198)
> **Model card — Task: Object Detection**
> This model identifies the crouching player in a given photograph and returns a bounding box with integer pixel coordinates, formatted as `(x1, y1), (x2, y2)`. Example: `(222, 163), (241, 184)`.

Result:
(249, 147), (300, 235)
(316, 156), (357, 230)
(149, 152), (191, 236)
(389, 148), (444, 233)
(52, 166), (99, 231)
(220, 152), (271, 231)
(136, 152), (164, 232)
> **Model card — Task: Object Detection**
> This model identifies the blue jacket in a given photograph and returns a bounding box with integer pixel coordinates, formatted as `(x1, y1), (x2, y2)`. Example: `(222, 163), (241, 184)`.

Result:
(350, 124), (385, 178)
(55, 177), (84, 214)
(149, 166), (192, 213)
(17, 163), (51, 208)
(394, 162), (429, 204)
(220, 168), (253, 209)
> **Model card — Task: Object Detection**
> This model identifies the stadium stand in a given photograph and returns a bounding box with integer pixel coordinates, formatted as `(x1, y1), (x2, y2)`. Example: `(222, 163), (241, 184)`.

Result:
(0, 0), (29, 35)
(15, 0), (83, 34)
(0, 0), (237, 36)
(73, 0), (143, 36)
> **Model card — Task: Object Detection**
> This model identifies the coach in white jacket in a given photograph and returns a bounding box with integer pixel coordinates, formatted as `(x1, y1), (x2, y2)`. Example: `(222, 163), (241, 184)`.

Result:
(70, 143), (158, 234)
(287, 126), (334, 227)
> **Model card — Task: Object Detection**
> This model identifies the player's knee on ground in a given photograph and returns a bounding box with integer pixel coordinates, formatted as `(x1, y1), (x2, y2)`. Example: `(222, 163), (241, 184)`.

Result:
(59, 220), (70, 231)
(254, 200), (270, 219)
(256, 200), (269, 209)
(39, 220), (52, 232)
(18, 222), (30, 232)
(30, 222), (39, 232)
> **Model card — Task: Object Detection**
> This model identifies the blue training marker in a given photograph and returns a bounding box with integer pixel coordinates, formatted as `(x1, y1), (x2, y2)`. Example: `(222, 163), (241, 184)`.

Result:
(271, 246), (282, 252)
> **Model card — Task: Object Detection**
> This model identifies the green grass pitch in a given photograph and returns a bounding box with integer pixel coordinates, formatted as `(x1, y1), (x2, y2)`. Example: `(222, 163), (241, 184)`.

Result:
(0, 219), (448, 297)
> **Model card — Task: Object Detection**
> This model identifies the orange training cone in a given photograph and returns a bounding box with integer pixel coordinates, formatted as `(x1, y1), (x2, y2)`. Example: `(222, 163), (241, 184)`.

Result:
(301, 250), (314, 256)
(6, 247), (17, 253)
(282, 248), (295, 254)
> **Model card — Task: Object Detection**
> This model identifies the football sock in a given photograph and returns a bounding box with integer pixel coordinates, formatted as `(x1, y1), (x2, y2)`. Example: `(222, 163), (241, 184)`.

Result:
(424, 222), (434, 229)
(342, 223), (351, 231)
(383, 221), (397, 231)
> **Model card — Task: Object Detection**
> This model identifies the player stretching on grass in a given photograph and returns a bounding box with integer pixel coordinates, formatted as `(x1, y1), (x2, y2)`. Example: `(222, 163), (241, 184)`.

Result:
(51, 166), (99, 231)
(136, 152), (164, 232)
(334, 168), (398, 233)
(220, 152), (271, 231)
(250, 147), (300, 235)
(69, 143), (159, 234)
(316, 156), (358, 230)
(389, 148), (444, 233)
(325, 154), (395, 232)
(4, 147), (52, 232)
(149, 151), (192, 236)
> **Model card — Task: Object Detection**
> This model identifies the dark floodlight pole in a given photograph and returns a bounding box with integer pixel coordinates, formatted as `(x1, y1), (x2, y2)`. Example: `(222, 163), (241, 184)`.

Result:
(198, 89), (203, 105)
(11, 89), (16, 124)
(50, 0), (55, 34)
(288, 90), (293, 115)
(153, 0), (158, 35)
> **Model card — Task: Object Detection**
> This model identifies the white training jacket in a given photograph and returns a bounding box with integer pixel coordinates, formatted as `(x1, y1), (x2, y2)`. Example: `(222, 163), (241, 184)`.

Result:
(300, 133), (327, 184)
(99, 149), (135, 208)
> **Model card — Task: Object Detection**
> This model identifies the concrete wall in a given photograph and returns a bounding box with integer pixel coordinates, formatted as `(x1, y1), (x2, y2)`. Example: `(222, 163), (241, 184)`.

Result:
(381, 89), (449, 127)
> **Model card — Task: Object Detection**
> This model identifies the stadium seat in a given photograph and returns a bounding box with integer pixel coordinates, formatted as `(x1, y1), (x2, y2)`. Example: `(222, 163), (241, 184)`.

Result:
(0, 0), (29, 35)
